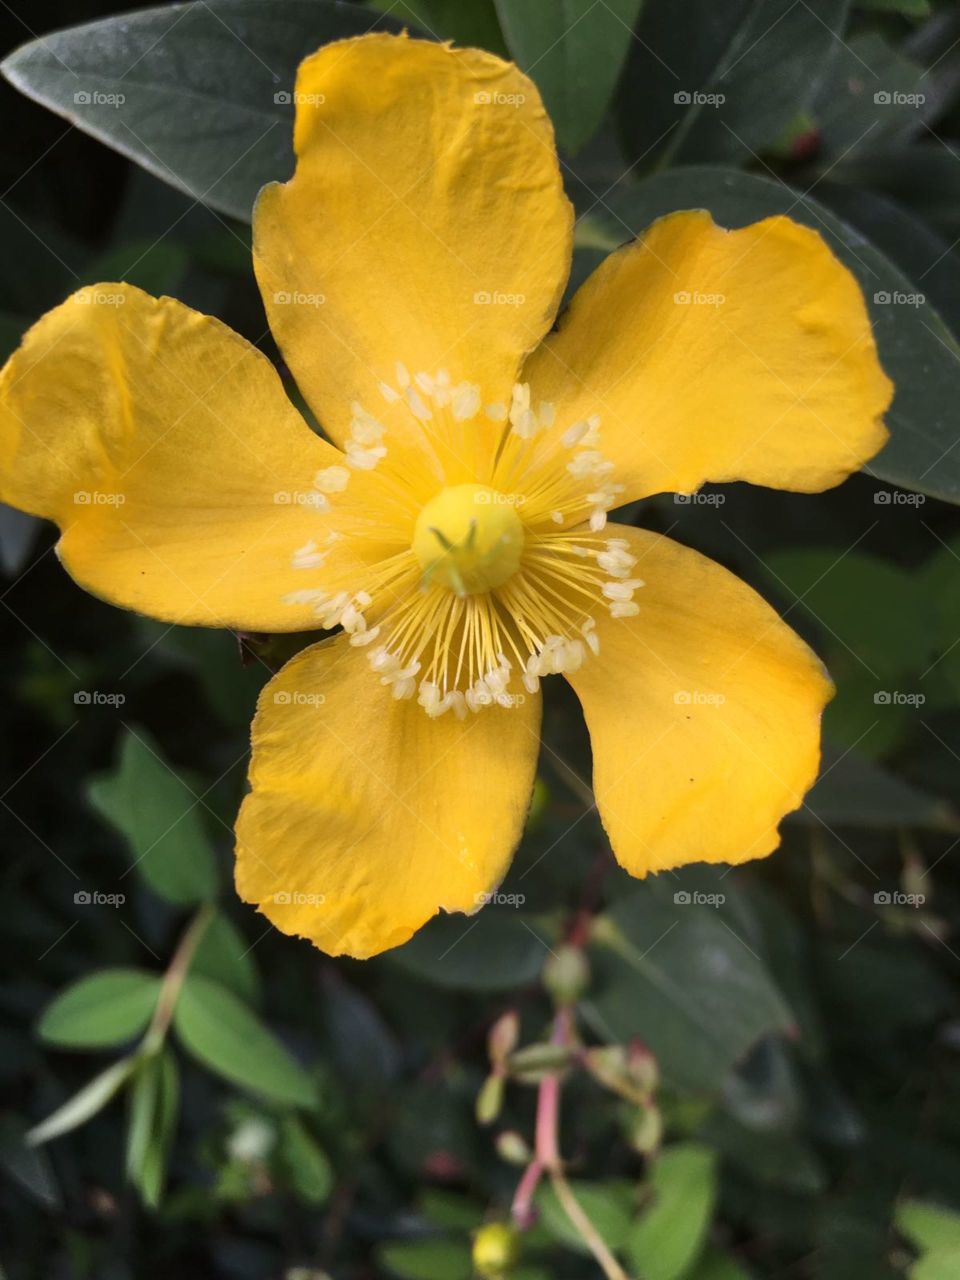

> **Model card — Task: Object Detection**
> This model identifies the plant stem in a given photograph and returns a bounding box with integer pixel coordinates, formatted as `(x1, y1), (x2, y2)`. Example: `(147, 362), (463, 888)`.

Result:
(142, 902), (215, 1055)
(549, 1167), (632, 1280)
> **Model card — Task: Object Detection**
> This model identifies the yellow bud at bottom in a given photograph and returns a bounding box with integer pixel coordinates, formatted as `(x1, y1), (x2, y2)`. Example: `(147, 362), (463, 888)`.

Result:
(473, 1222), (521, 1278)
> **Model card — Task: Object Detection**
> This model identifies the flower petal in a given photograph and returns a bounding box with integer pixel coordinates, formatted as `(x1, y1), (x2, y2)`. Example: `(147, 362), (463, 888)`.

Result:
(0, 284), (403, 631)
(567, 524), (832, 875)
(524, 211), (892, 500)
(253, 34), (573, 449)
(235, 634), (541, 958)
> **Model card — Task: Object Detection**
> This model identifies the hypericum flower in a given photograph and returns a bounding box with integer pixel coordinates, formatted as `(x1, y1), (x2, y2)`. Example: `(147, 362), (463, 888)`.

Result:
(0, 36), (891, 958)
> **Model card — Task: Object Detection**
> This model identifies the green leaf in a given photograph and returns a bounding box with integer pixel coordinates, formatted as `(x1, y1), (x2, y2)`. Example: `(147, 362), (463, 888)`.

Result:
(536, 1178), (635, 1255)
(277, 1114), (333, 1205)
(377, 1239), (473, 1280)
(626, 1144), (718, 1280)
(688, 1249), (753, 1280)
(38, 969), (162, 1049)
(619, 0), (850, 168)
(897, 1200), (960, 1253)
(597, 165), (960, 503)
(391, 909), (552, 990)
(810, 32), (927, 158)
(88, 729), (218, 905)
(589, 888), (794, 1092)
(126, 1050), (179, 1207)
(191, 910), (261, 1007)
(173, 974), (316, 1108)
(27, 1056), (138, 1146)
(1, 1), (411, 222)
(913, 1251), (960, 1280)
(495, 0), (644, 152)
(856, 0), (930, 16)
(799, 746), (956, 830)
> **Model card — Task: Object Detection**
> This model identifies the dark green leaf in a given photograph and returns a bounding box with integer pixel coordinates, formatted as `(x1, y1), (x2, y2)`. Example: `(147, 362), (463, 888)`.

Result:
(126, 1050), (179, 1207)
(536, 1178), (635, 1255)
(191, 910), (261, 1006)
(38, 969), (162, 1049)
(277, 1114), (333, 1205)
(367, 0), (506, 52)
(799, 745), (955, 830)
(598, 165), (960, 502)
(495, 0), (644, 152)
(1, 1), (412, 222)
(173, 974), (316, 1108)
(377, 1239), (473, 1280)
(391, 909), (551, 990)
(88, 729), (218, 905)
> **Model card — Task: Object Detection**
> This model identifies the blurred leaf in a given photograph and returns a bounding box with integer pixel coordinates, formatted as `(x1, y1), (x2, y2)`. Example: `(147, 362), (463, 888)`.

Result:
(418, 1189), (486, 1231)
(834, 146), (960, 237)
(82, 239), (189, 297)
(191, 910), (261, 1007)
(688, 1249), (753, 1280)
(598, 165), (960, 503)
(88, 729), (218, 905)
(799, 746), (955, 831)
(536, 1178), (635, 1254)
(377, 1238), (473, 1280)
(38, 968), (161, 1049)
(277, 1114), (333, 1204)
(0, 1118), (61, 1209)
(495, 0), (643, 152)
(126, 1049), (179, 1207)
(0, 501), (42, 574)
(589, 889), (793, 1092)
(626, 1144), (718, 1280)
(392, 909), (551, 990)
(897, 1199), (960, 1252)
(704, 1112), (827, 1193)
(811, 33), (927, 157)
(620, 0), (849, 168)
(27, 1056), (138, 1146)
(367, 0), (506, 51)
(857, 0), (929, 14)
(173, 973), (316, 1108)
(1, 0), (411, 222)
(320, 969), (400, 1090)
(913, 1251), (960, 1280)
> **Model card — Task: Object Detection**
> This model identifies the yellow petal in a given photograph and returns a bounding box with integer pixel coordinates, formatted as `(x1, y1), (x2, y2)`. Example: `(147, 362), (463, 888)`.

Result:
(524, 211), (892, 500)
(0, 284), (403, 630)
(567, 524), (832, 875)
(253, 33), (573, 452)
(235, 634), (541, 958)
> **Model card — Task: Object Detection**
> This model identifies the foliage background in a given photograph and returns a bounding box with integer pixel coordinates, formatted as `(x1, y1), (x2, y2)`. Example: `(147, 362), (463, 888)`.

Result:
(2, 1), (960, 1277)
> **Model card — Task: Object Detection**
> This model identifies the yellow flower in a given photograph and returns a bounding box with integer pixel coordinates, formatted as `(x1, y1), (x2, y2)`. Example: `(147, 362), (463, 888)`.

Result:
(0, 35), (891, 959)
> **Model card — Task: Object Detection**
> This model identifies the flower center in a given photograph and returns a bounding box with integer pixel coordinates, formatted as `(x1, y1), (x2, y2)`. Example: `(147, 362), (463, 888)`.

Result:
(412, 484), (524, 595)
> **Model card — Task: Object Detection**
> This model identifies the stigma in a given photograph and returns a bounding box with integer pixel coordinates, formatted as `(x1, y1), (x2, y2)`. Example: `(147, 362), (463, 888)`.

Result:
(412, 484), (524, 595)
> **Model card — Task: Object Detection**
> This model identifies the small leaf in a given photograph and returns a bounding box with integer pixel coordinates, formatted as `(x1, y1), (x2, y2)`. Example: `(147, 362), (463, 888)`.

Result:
(377, 1239), (473, 1280)
(392, 909), (552, 990)
(27, 1056), (138, 1146)
(191, 910), (261, 1006)
(897, 1200), (960, 1253)
(626, 1144), (718, 1280)
(495, 0), (643, 152)
(88, 729), (218, 905)
(277, 1114), (333, 1205)
(173, 974), (316, 1108)
(126, 1050), (179, 1207)
(536, 1178), (635, 1255)
(38, 969), (162, 1049)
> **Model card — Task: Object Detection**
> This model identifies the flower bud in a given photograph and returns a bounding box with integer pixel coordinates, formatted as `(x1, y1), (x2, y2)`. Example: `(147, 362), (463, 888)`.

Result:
(627, 1039), (659, 1094)
(542, 944), (589, 1005)
(506, 1041), (575, 1083)
(628, 1103), (663, 1155)
(476, 1072), (505, 1125)
(495, 1130), (531, 1166)
(472, 1222), (521, 1278)
(487, 1010), (520, 1067)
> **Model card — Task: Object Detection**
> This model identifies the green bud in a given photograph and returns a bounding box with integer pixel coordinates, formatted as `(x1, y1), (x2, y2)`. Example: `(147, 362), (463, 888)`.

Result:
(506, 1042), (575, 1083)
(627, 1040), (659, 1094)
(487, 1010), (520, 1066)
(628, 1104), (663, 1155)
(495, 1130), (531, 1166)
(476, 1073), (504, 1125)
(473, 1222), (521, 1278)
(542, 945), (590, 1005)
